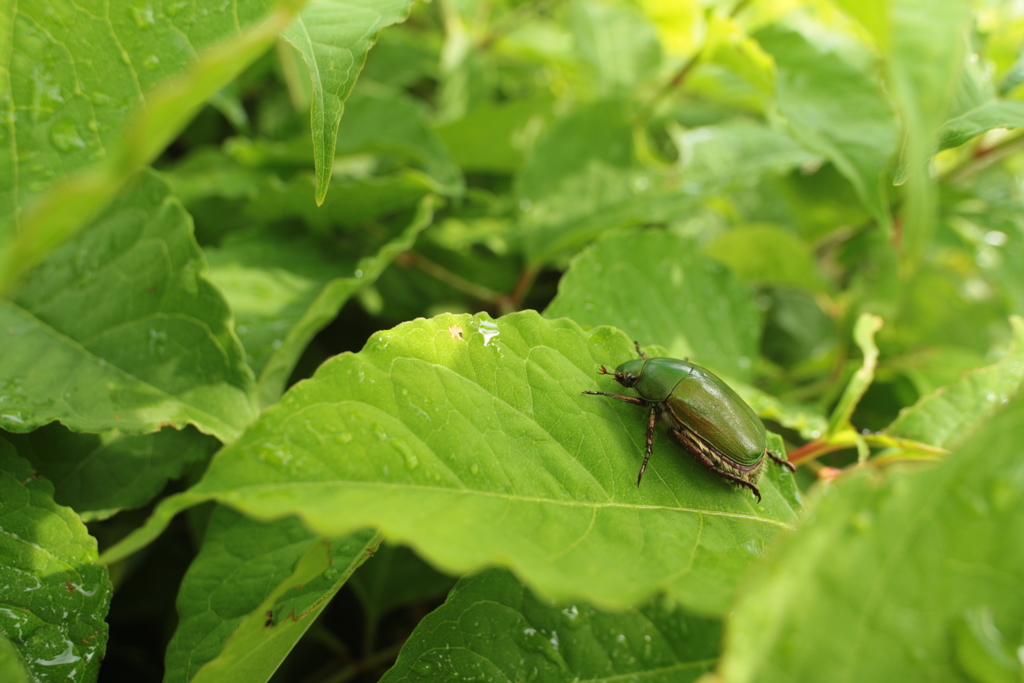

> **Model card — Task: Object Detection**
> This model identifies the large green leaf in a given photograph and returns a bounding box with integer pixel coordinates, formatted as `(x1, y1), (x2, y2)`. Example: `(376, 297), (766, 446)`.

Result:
(103, 311), (800, 615)
(281, 0), (415, 205)
(545, 230), (760, 382)
(165, 506), (377, 683)
(380, 568), (720, 682)
(0, 440), (112, 683)
(756, 25), (898, 231)
(1, 0), (307, 293)
(719, 393), (1024, 682)
(0, 171), (257, 442)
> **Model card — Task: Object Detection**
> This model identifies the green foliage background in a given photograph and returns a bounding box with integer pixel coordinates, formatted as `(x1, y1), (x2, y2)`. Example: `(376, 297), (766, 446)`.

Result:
(3, 0), (1024, 681)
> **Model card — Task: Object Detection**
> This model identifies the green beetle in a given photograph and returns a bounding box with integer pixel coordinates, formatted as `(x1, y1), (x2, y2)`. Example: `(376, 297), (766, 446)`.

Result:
(584, 342), (794, 501)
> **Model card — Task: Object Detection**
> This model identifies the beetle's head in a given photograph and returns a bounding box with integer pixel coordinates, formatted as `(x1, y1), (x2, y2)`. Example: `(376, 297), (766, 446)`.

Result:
(601, 358), (645, 388)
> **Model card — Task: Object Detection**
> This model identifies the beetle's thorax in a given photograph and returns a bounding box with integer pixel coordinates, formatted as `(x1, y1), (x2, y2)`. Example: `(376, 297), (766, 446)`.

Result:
(616, 357), (696, 402)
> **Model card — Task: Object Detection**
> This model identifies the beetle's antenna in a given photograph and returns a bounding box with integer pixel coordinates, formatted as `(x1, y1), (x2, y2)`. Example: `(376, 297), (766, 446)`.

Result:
(597, 365), (611, 375)
(633, 341), (649, 359)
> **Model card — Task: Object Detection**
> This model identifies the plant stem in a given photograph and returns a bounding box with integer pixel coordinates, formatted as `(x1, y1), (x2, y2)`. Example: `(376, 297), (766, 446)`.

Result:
(506, 264), (541, 312)
(398, 251), (507, 304)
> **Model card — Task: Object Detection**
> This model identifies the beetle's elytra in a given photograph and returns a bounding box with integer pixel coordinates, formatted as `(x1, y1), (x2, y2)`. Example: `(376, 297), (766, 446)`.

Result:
(584, 342), (794, 502)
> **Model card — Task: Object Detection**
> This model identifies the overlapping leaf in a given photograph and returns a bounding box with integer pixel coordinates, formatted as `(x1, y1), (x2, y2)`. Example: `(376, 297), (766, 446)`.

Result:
(720, 394), (1024, 682)
(1, 0), (308, 292)
(0, 441), (112, 683)
(381, 568), (720, 682)
(1, 0), (281, 231)
(0, 171), (257, 442)
(165, 506), (377, 683)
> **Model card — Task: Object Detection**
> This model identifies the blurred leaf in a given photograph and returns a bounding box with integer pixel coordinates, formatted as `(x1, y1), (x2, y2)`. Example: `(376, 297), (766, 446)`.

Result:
(833, 0), (889, 48)
(0, 441), (112, 683)
(435, 97), (553, 173)
(772, 163), (872, 242)
(638, 0), (703, 56)
(165, 506), (377, 683)
(206, 195), (436, 405)
(757, 24), (898, 231)
(518, 112), (816, 265)
(0, 171), (257, 442)
(939, 100), (1024, 150)
(570, 0), (662, 95)
(760, 287), (837, 369)
(671, 119), (819, 194)
(517, 100), (699, 264)
(165, 145), (437, 234)
(336, 85), (463, 195)
(545, 230), (760, 381)
(0, 635), (30, 683)
(104, 311), (800, 616)
(890, 263), (1007, 355)
(1, 0), (307, 293)
(704, 14), (775, 98)
(380, 568), (721, 682)
(281, 0), (414, 205)
(705, 224), (824, 291)
(246, 171), (437, 232)
(887, 0), (972, 272)
(360, 26), (438, 88)
(886, 316), (1024, 450)
(12, 424), (217, 521)
(719, 393), (1024, 683)
(953, 607), (1024, 683)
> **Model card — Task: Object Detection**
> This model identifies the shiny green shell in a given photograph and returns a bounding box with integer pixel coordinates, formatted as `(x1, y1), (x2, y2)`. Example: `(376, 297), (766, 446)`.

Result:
(614, 357), (766, 467)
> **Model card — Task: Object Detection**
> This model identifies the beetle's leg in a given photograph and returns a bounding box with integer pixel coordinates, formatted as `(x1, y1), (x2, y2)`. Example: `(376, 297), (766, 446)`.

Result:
(767, 450), (796, 472)
(672, 429), (763, 503)
(582, 391), (648, 407)
(636, 404), (659, 486)
(632, 340), (649, 360)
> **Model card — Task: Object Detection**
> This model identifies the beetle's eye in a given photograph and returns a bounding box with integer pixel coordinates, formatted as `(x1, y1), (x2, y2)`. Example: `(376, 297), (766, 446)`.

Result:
(619, 372), (638, 388)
